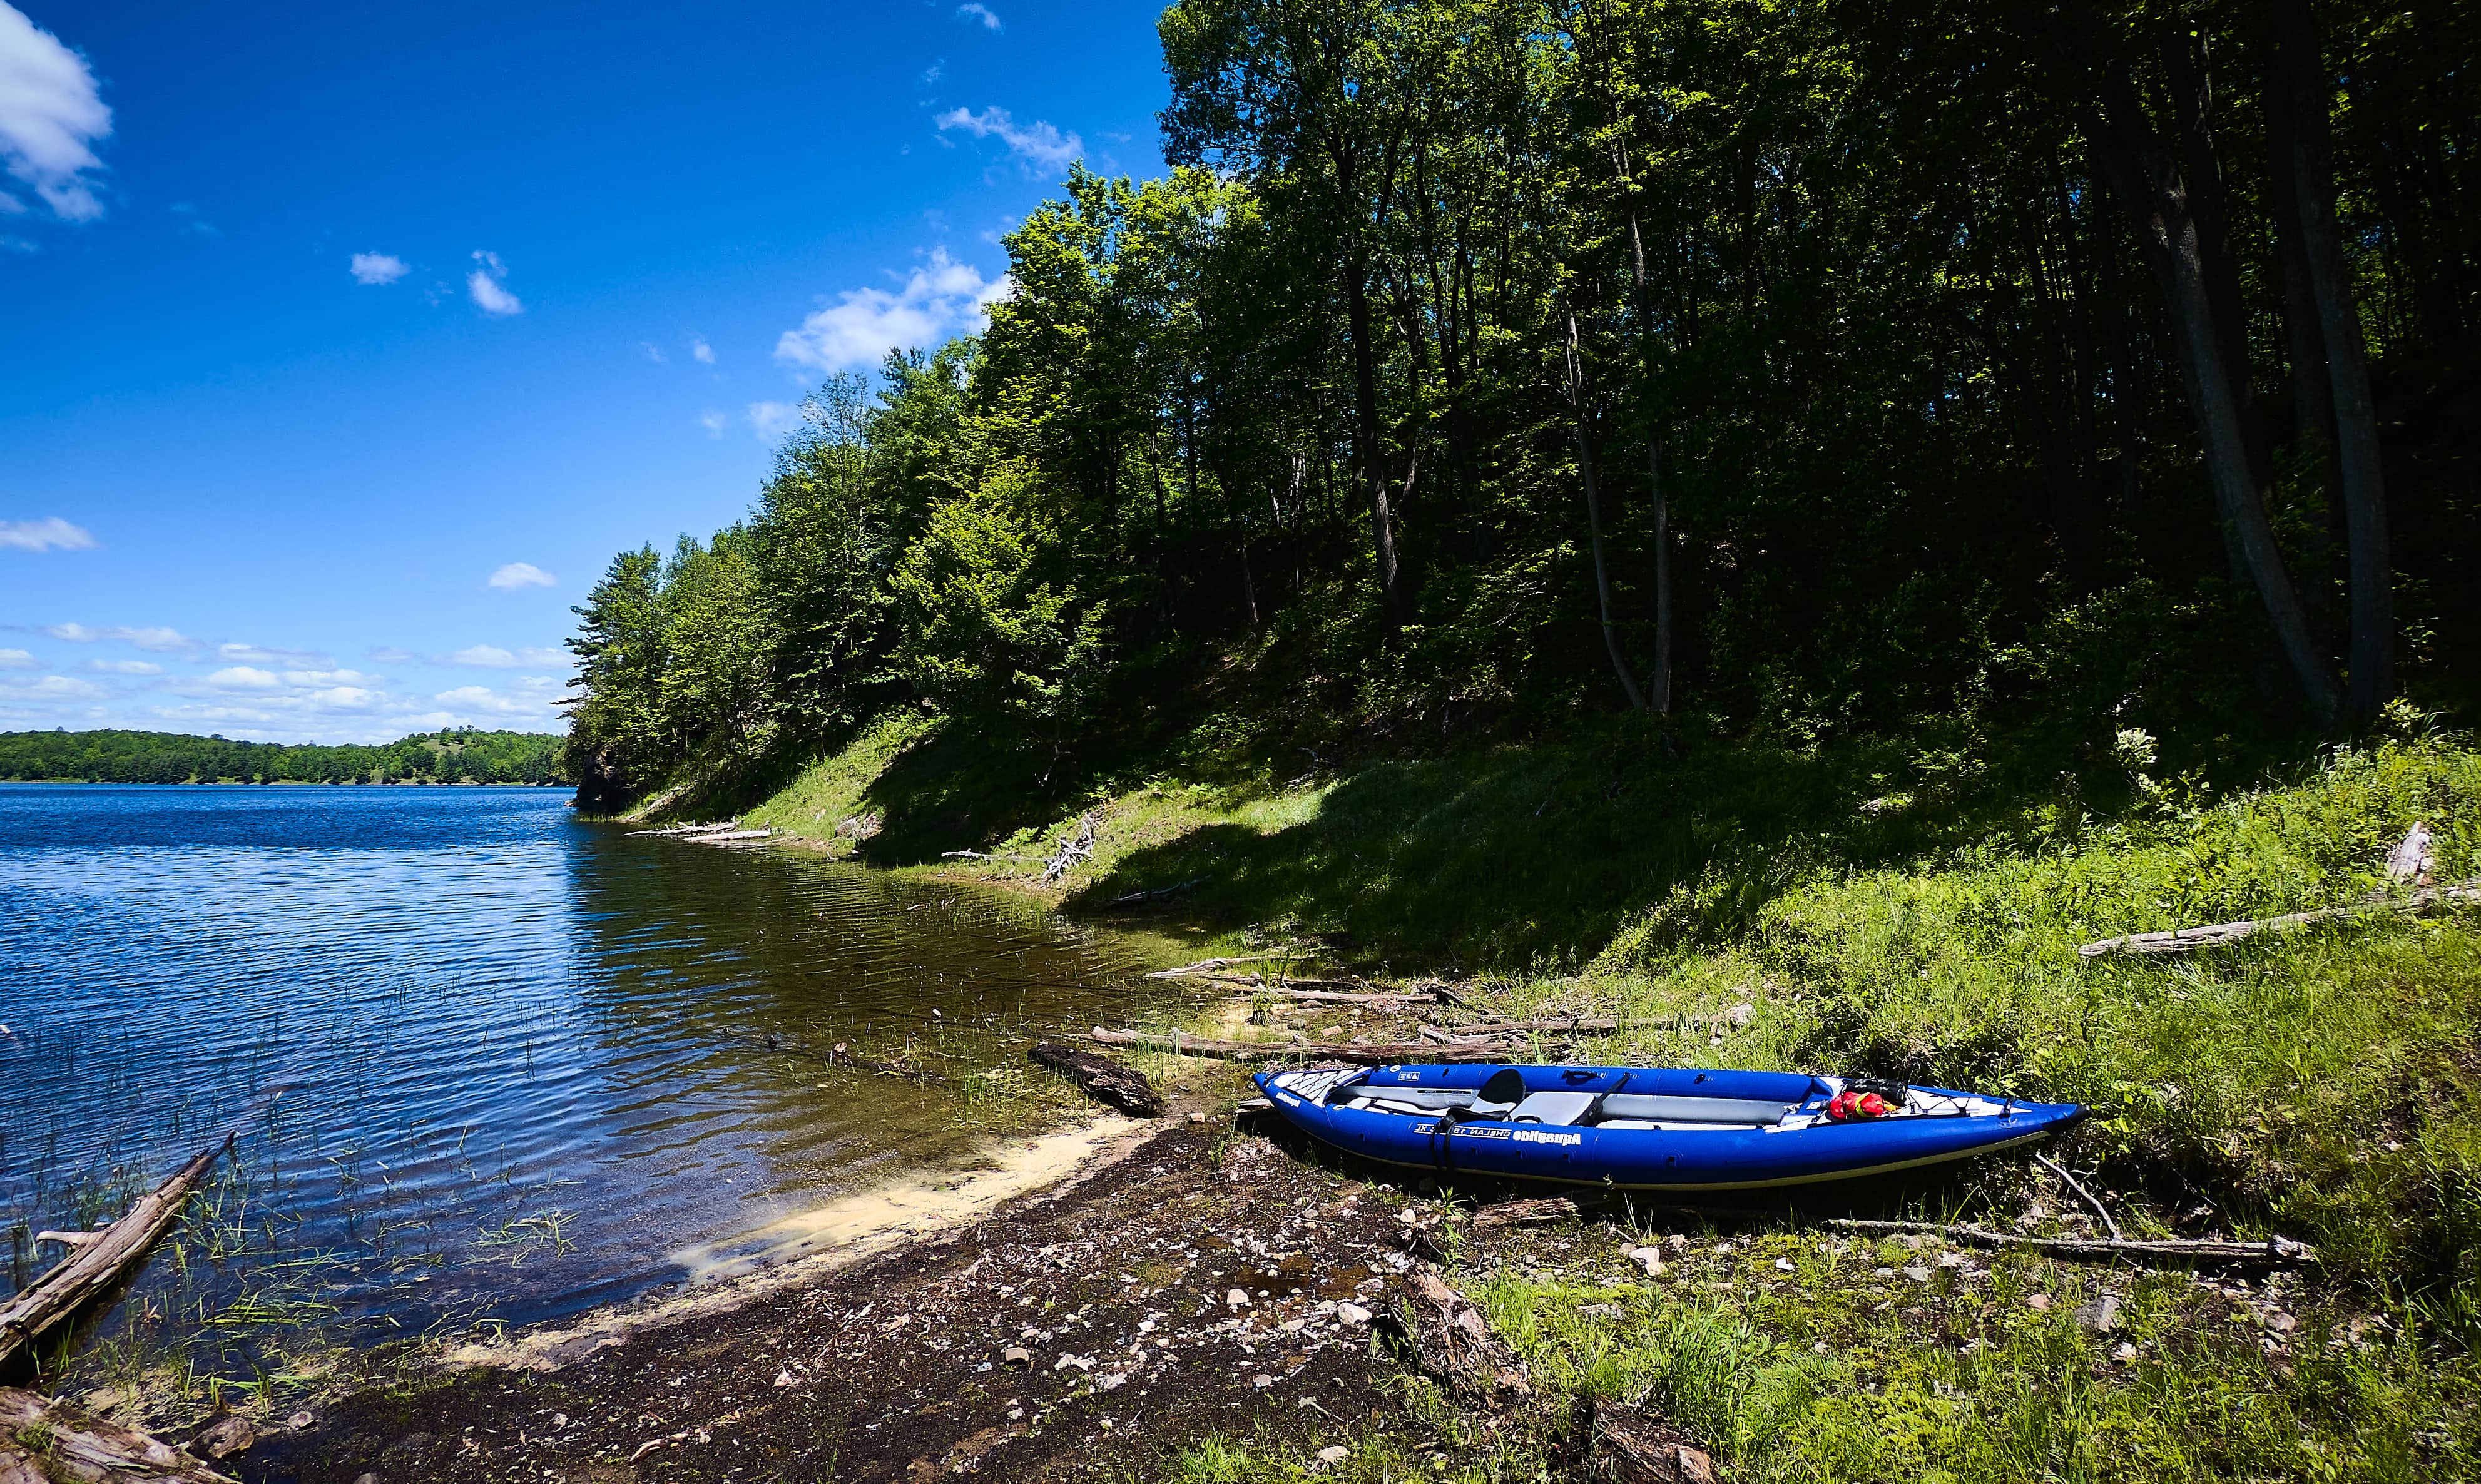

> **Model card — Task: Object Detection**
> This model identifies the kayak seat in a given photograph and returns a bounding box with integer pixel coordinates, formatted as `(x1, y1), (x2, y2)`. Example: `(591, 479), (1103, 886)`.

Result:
(1509, 1090), (1599, 1126)
(1599, 1093), (1793, 1127)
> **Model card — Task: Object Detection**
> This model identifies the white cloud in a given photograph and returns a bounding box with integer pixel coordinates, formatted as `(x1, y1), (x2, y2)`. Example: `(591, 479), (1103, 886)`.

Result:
(84, 658), (158, 674)
(0, 3), (111, 222)
(640, 341), (668, 363)
(922, 59), (945, 85)
(217, 641), (332, 666)
(431, 684), (546, 716)
(773, 246), (1007, 374)
(0, 673), (102, 698)
(467, 250), (523, 316)
(935, 105), (1079, 175)
(691, 335), (715, 365)
(0, 648), (38, 668)
(278, 668), (380, 687)
(43, 622), (198, 654)
(955, 4), (1003, 31)
(487, 561), (556, 591)
(205, 666), (282, 690)
(1, 516), (96, 551)
(350, 252), (408, 285)
(367, 646), (415, 663)
(748, 400), (800, 439)
(449, 644), (514, 667)
(698, 409), (729, 438)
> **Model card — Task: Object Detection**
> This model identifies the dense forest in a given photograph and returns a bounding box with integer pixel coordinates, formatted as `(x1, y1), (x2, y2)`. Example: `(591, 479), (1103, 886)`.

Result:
(0, 729), (565, 786)
(565, 0), (2477, 815)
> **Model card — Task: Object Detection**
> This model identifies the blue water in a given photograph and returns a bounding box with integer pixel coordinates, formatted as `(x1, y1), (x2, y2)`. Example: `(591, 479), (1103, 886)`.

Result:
(0, 784), (1171, 1371)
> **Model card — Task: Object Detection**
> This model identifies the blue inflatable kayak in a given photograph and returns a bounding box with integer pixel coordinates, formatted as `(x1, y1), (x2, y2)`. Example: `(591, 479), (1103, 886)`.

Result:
(1253, 1063), (2081, 1191)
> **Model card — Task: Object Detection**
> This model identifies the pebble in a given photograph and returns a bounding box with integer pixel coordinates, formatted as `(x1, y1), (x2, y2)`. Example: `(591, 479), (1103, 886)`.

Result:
(1317, 1445), (1350, 1465)
(1335, 1302), (1373, 1325)
(1001, 1346), (1032, 1367)
(1251, 1373), (1275, 1388)
(1774, 1258), (1796, 1273)
(1873, 1267), (1897, 1279)
(1903, 1266), (1931, 1283)
(775, 1369), (798, 1388)
(2027, 1293), (2052, 1312)
(1227, 1288), (1251, 1308)
(1937, 1251), (1967, 1269)
(1631, 1246), (1666, 1277)
(2076, 1294), (2122, 1333)
(287, 1411), (313, 1431)
(2111, 1341), (2139, 1362)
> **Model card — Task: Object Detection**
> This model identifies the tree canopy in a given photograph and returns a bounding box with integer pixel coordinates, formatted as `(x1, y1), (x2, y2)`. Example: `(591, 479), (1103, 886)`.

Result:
(566, 0), (2477, 811)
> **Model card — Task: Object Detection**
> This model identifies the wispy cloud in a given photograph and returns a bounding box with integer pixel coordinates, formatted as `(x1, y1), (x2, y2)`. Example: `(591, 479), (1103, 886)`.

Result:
(955, 3), (1003, 31)
(217, 641), (333, 666)
(1, 673), (103, 698)
(42, 622), (199, 654)
(691, 335), (715, 365)
(366, 646), (416, 663)
(467, 250), (523, 316)
(1, 516), (96, 551)
(0, 648), (39, 669)
(748, 401), (800, 439)
(84, 658), (160, 674)
(640, 341), (668, 363)
(350, 252), (409, 285)
(921, 59), (945, 85)
(935, 105), (1080, 175)
(205, 666), (282, 691)
(487, 561), (556, 591)
(441, 644), (566, 669)
(0, 3), (112, 222)
(773, 246), (1008, 374)
(698, 409), (730, 438)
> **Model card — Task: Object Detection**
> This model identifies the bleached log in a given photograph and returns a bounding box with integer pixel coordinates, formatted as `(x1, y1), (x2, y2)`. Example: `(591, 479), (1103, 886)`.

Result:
(0, 1138), (229, 1366)
(2079, 879), (2481, 959)
(1088, 1027), (1504, 1064)
(1143, 951), (1312, 979)
(0, 1388), (237, 1483)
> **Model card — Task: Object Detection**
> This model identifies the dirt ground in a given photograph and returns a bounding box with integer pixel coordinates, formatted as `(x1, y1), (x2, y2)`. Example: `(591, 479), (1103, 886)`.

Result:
(233, 1116), (1434, 1484)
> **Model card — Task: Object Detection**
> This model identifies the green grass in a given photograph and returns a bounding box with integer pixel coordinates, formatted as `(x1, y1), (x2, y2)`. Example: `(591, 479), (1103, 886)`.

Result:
(718, 709), (2481, 1480)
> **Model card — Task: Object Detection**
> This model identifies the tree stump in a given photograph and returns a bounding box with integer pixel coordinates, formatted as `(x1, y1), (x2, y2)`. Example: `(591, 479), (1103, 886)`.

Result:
(1027, 1043), (1163, 1118)
(1381, 1272), (1530, 1404)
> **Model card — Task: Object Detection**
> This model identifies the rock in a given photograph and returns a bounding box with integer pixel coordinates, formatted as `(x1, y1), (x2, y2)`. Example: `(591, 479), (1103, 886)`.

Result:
(2026, 1293), (2052, 1312)
(1937, 1251), (1967, 1269)
(1773, 1258), (1795, 1273)
(1227, 1288), (1252, 1308)
(1188, 1111), (1206, 1124)
(1317, 1445), (1350, 1465)
(2111, 1341), (2138, 1362)
(775, 1368), (798, 1388)
(1251, 1373), (1276, 1388)
(1001, 1346), (1032, 1367)
(354, 1475), (379, 1484)
(1726, 1002), (1754, 1029)
(1097, 1371), (1129, 1391)
(287, 1410), (314, 1430)
(1631, 1246), (1665, 1277)
(2075, 1294), (2121, 1333)
(1053, 1354), (1093, 1372)
(1335, 1302), (1373, 1326)
(1872, 1267), (1896, 1279)
(1903, 1266), (1930, 1284)
(198, 1415), (257, 1459)
(2269, 1312), (2298, 1334)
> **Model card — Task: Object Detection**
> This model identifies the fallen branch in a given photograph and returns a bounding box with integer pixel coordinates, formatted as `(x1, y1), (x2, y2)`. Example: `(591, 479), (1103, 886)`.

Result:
(1104, 878), (1203, 907)
(1039, 814), (1097, 887)
(2037, 1153), (2123, 1243)
(2079, 879), (2481, 958)
(1825, 1219), (2318, 1267)
(1143, 952), (1313, 980)
(0, 1137), (230, 1367)
(1028, 1043), (1163, 1118)
(685, 829), (771, 843)
(939, 851), (1048, 864)
(0, 1389), (238, 1483)
(1427, 1015), (1679, 1037)
(1380, 1271), (1531, 1405)
(1088, 1027), (1506, 1064)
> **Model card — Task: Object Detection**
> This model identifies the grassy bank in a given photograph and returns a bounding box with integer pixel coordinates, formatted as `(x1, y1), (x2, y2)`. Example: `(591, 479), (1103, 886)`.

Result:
(673, 708), (2481, 1478)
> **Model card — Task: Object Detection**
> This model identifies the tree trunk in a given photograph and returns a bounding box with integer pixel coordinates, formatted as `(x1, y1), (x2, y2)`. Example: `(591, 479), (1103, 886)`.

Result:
(1565, 313), (1646, 711)
(2080, 70), (2341, 718)
(2273, 0), (2393, 719)
(1345, 256), (1405, 630)
(1647, 439), (1673, 713)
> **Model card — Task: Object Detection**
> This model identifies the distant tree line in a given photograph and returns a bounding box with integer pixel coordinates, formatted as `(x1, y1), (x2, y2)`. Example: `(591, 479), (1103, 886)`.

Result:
(568, 0), (2477, 811)
(0, 729), (566, 786)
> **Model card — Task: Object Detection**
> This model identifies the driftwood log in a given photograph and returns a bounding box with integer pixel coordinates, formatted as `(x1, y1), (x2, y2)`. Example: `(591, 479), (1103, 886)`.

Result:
(1382, 1272), (1530, 1404)
(0, 1137), (230, 1368)
(0, 1390), (235, 1483)
(1088, 1028), (1506, 1064)
(1027, 1043), (1163, 1118)
(2079, 879), (2480, 958)
(1824, 1219), (2318, 1268)
(1142, 952), (1311, 980)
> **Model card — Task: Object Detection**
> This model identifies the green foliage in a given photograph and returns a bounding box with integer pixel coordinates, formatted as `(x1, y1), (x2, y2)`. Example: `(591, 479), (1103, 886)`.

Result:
(0, 728), (562, 785)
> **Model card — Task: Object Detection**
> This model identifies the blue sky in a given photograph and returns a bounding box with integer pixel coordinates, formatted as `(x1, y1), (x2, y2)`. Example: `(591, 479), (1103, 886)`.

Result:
(0, 0), (1168, 742)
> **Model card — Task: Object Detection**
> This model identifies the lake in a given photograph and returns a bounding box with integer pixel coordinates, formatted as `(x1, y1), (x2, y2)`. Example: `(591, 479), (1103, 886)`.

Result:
(0, 784), (1186, 1378)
